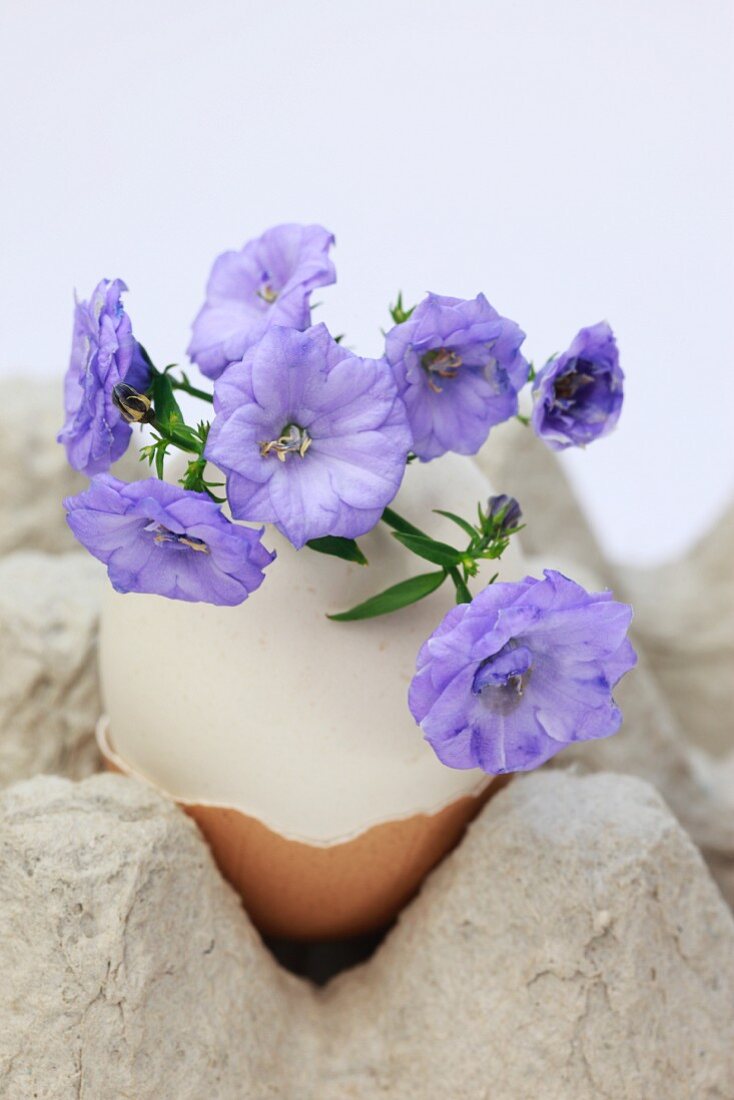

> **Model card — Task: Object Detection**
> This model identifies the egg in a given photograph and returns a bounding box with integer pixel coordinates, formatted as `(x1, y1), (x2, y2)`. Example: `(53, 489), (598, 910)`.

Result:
(99, 453), (525, 938)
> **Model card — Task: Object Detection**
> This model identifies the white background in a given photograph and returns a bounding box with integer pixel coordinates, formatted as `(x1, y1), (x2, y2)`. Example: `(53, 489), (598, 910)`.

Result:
(1, 0), (732, 565)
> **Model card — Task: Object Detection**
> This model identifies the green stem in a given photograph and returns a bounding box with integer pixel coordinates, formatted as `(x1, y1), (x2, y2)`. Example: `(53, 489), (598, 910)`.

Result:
(169, 378), (214, 403)
(449, 566), (472, 603)
(151, 418), (201, 455)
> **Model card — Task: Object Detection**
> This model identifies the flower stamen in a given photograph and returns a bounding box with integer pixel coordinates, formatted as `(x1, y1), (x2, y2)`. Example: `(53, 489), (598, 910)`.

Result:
(257, 272), (279, 305)
(151, 526), (210, 553)
(259, 423), (313, 462)
(472, 642), (533, 712)
(552, 359), (595, 404)
(421, 347), (463, 393)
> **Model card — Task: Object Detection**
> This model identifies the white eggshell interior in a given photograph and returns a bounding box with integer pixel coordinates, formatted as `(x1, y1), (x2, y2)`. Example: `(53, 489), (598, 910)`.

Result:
(99, 453), (527, 845)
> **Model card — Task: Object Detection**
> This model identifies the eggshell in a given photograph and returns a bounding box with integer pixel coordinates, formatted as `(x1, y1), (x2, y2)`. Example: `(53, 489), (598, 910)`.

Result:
(98, 716), (508, 939)
(99, 453), (524, 936)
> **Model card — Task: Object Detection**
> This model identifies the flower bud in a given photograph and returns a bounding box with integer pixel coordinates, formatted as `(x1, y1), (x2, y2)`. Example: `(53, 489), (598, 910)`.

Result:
(112, 382), (154, 424)
(487, 494), (522, 532)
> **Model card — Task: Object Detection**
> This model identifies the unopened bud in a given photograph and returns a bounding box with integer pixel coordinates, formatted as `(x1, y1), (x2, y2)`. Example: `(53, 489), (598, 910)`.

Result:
(112, 382), (154, 424)
(487, 494), (522, 532)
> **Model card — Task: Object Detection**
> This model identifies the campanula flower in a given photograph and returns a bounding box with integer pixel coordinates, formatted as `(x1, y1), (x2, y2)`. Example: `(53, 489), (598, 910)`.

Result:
(385, 293), (528, 461)
(64, 475), (274, 605)
(188, 223), (336, 379)
(409, 569), (636, 773)
(58, 279), (150, 475)
(531, 322), (623, 450)
(205, 323), (411, 549)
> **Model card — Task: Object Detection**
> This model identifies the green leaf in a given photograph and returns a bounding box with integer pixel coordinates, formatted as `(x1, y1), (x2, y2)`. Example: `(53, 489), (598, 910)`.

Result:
(449, 567), (473, 604)
(151, 371), (185, 433)
(389, 292), (416, 326)
(381, 506), (426, 538)
(328, 570), (446, 621)
(306, 536), (368, 566)
(149, 373), (202, 453)
(180, 456), (206, 493)
(154, 441), (167, 480)
(392, 530), (463, 568)
(481, 537), (510, 560)
(433, 508), (477, 541)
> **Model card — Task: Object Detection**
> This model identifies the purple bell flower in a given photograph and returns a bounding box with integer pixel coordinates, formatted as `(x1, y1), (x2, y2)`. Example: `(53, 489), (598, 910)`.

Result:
(385, 293), (528, 461)
(205, 324), (411, 549)
(531, 322), (623, 450)
(64, 475), (274, 606)
(409, 569), (636, 774)
(188, 223), (336, 380)
(58, 279), (150, 475)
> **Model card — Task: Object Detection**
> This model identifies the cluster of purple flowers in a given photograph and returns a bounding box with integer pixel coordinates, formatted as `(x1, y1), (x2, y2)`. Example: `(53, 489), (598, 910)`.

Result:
(59, 223), (634, 776)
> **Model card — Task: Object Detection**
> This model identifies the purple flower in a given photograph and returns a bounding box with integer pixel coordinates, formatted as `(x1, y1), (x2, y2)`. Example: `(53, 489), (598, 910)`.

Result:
(58, 279), (150, 475)
(64, 475), (274, 606)
(205, 324), (411, 549)
(409, 569), (636, 774)
(188, 223), (336, 380)
(531, 322), (623, 450)
(385, 293), (528, 461)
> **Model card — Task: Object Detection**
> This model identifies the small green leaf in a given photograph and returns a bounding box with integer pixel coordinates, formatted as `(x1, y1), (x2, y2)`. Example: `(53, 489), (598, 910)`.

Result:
(155, 441), (167, 480)
(328, 570), (446, 621)
(151, 371), (186, 433)
(306, 536), (368, 566)
(389, 292), (416, 326)
(180, 456), (206, 493)
(381, 506), (426, 538)
(392, 531), (464, 568)
(481, 537), (510, 560)
(433, 509), (477, 541)
(449, 567), (473, 604)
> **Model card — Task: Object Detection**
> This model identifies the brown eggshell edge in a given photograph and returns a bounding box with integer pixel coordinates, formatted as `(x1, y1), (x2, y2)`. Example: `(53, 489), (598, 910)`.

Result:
(97, 719), (509, 940)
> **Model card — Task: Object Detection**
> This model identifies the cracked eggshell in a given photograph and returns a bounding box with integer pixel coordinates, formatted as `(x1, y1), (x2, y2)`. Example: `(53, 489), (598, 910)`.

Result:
(99, 453), (524, 937)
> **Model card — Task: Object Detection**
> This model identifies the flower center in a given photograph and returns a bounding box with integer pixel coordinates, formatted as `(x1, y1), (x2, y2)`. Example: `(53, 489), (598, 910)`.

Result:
(259, 423), (312, 462)
(150, 525), (210, 553)
(472, 642), (532, 711)
(421, 347), (462, 394)
(256, 271), (279, 305)
(552, 358), (595, 404)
